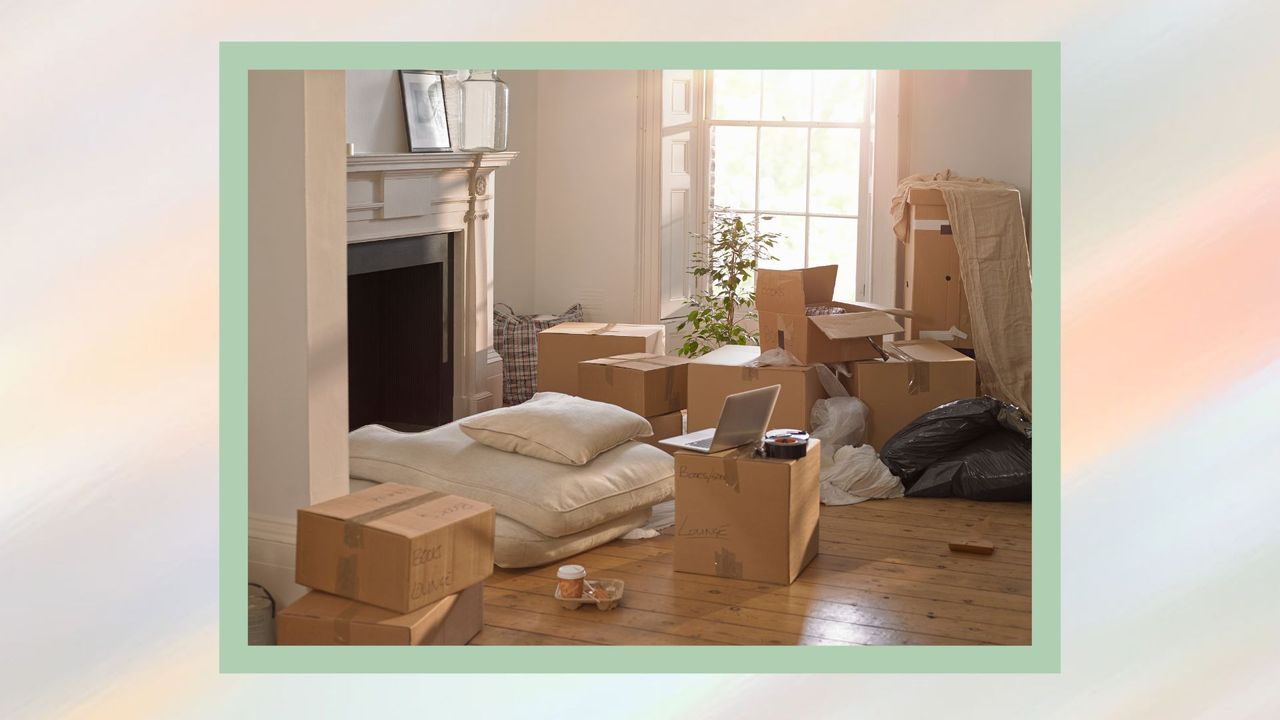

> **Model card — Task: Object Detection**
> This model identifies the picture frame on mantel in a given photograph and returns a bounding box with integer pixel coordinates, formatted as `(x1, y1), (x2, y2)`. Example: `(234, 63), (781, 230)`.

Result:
(399, 70), (451, 152)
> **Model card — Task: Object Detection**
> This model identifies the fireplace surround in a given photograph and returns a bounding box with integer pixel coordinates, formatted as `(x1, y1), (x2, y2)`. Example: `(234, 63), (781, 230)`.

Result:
(346, 151), (517, 419)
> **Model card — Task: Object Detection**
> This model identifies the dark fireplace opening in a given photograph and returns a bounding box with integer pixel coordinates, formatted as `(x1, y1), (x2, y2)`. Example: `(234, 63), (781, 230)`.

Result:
(347, 233), (454, 432)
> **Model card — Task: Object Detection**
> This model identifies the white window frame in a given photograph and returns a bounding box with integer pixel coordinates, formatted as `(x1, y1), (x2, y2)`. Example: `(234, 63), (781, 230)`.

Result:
(638, 70), (879, 323)
(705, 70), (875, 303)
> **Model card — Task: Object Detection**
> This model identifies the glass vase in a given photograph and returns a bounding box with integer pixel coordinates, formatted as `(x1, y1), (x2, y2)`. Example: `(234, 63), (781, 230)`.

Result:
(459, 70), (508, 152)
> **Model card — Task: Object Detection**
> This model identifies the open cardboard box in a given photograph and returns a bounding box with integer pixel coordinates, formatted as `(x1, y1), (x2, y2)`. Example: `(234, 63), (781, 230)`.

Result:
(756, 265), (908, 364)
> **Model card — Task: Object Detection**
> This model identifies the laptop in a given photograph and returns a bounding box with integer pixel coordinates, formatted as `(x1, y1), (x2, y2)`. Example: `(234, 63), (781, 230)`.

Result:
(659, 385), (781, 453)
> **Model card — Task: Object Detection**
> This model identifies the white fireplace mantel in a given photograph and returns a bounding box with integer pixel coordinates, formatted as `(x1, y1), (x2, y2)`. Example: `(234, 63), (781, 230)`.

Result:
(345, 151), (517, 418)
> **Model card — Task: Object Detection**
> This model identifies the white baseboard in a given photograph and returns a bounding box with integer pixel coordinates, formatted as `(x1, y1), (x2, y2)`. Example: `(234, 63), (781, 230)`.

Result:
(248, 513), (307, 607)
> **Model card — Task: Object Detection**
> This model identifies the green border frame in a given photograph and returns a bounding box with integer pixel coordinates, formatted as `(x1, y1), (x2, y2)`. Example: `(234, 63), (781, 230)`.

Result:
(220, 42), (1060, 673)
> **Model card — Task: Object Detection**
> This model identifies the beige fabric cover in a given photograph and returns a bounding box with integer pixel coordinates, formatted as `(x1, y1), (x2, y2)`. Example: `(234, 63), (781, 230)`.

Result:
(349, 422), (674, 538)
(349, 479), (650, 568)
(890, 171), (1033, 415)
(492, 508), (650, 568)
(458, 392), (653, 465)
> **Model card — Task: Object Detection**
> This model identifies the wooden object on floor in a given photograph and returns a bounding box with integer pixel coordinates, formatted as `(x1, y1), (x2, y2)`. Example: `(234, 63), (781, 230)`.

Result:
(469, 497), (1031, 646)
(948, 539), (996, 555)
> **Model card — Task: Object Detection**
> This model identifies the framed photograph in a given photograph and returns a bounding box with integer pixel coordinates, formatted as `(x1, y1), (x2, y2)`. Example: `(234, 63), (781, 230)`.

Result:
(399, 70), (451, 152)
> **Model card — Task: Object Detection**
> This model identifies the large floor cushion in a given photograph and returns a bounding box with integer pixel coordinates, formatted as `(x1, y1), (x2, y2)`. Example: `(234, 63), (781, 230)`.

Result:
(349, 479), (651, 568)
(350, 423), (674, 538)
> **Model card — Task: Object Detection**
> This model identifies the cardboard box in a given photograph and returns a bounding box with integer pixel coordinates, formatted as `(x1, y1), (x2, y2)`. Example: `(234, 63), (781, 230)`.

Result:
(537, 322), (665, 395)
(296, 483), (495, 613)
(673, 441), (821, 585)
(901, 187), (973, 349)
(842, 339), (978, 450)
(756, 265), (905, 364)
(638, 409), (684, 454)
(578, 353), (689, 415)
(276, 583), (484, 646)
(687, 345), (824, 432)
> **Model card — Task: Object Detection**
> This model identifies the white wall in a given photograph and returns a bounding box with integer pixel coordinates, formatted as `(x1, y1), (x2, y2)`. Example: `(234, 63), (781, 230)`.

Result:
(492, 70), (538, 312)
(496, 70), (642, 321)
(901, 70), (1032, 219)
(346, 70), (408, 153)
(249, 70), (351, 602)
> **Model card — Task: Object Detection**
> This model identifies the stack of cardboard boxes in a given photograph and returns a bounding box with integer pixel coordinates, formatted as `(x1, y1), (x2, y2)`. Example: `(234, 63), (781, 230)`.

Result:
(276, 483), (496, 646)
(578, 353), (689, 452)
(673, 440), (821, 584)
(673, 265), (979, 586)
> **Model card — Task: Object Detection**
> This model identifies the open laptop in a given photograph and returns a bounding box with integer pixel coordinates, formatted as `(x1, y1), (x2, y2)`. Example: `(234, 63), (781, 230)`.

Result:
(659, 385), (781, 453)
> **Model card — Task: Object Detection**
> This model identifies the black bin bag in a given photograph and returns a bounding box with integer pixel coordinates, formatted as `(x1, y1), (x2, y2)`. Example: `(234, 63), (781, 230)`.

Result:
(880, 396), (1032, 501)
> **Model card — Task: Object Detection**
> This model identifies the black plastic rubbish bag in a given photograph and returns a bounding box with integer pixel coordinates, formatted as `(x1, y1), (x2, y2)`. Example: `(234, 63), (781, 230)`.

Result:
(879, 396), (1031, 502)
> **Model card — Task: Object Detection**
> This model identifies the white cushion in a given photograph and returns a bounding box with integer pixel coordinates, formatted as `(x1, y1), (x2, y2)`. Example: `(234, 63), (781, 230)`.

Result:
(349, 479), (650, 568)
(458, 392), (652, 466)
(350, 422), (674, 538)
(493, 508), (651, 568)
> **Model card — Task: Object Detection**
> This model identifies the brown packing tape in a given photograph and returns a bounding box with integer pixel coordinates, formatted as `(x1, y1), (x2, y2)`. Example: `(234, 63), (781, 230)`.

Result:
(586, 323), (618, 335)
(603, 364), (614, 385)
(881, 344), (930, 395)
(332, 601), (364, 645)
(663, 362), (675, 403)
(714, 547), (744, 579)
(907, 361), (930, 395)
(722, 457), (740, 492)
(740, 367), (759, 381)
(334, 490), (448, 600)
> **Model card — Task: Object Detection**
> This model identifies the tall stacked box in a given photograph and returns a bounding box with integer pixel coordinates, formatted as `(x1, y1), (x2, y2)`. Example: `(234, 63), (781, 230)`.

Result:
(537, 322), (665, 395)
(673, 440), (821, 585)
(686, 345), (823, 432)
(901, 187), (973, 349)
(842, 339), (978, 450)
(756, 265), (904, 364)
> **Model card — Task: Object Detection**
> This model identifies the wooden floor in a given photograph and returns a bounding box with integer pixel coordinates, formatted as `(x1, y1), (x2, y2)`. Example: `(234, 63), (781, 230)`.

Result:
(470, 497), (1032, 646)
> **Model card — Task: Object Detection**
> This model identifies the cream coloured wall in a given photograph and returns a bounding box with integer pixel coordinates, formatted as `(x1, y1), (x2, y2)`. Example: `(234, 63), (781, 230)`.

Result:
(901, 70), (1032, 219)
(248, 70), (350, 524)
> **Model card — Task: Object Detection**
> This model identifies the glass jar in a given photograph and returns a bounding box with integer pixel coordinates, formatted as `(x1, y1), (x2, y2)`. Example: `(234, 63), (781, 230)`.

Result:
(459, 70), (509, 152)
(556, 564), (586, 598)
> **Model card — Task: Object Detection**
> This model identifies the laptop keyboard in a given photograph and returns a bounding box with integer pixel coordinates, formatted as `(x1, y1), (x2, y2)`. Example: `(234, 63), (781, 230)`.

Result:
(688, 437), (714, 449)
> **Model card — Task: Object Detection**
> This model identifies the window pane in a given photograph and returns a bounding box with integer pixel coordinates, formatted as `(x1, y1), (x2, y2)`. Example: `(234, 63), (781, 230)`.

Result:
(711, 70), (761, 120)
(807, 217), (859, 299)
(761, 70), (811, 121)
(809, 128), (861, 215)
(812, 70), (869, 122)
(710, 126), (756, 211)
(757, 127), (807, 213)
(757, 214), (806, 270)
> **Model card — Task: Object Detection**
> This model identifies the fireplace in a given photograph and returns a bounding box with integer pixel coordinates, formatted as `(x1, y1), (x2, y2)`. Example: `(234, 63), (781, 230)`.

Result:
(347, 233), (454, 431)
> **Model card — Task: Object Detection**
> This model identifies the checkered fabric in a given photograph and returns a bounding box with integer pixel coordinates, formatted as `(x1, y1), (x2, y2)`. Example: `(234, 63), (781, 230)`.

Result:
(493, 303), (583, 405)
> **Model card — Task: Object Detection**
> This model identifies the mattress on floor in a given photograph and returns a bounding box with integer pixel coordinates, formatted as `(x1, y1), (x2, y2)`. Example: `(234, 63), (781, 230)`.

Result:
(349, 422), (674, 538)
(349, 479), (651, 568)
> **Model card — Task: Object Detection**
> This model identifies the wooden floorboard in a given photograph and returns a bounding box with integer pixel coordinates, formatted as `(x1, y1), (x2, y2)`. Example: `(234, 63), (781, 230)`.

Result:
(480, 497), (1031, 646)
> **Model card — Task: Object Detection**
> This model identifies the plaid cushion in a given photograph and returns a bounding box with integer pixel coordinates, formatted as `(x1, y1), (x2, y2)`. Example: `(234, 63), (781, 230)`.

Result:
(493, 303), (583, 405)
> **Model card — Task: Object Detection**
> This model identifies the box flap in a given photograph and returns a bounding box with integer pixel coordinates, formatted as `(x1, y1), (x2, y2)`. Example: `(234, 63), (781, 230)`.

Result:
(540, 322), (664, 339)
(581, 352), (686, 370)
(886, 339), (971, 363)
(301, 483), (436, 521)
(756, 265), (838, 313)
(833, 300), (914, 318)
(809, 311), (903, 341)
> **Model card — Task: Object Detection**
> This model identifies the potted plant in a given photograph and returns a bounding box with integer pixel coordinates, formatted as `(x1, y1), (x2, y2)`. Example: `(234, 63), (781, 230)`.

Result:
(675, 208), (781, 357)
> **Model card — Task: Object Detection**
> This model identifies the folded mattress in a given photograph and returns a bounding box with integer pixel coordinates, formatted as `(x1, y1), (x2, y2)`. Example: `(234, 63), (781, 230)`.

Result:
(349, 423), (674, 538)
(350, 479), (651, 568)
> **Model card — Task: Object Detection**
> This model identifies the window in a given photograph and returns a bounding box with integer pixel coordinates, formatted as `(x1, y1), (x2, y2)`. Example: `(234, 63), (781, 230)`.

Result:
(707, 70), (874, 300)
(643, 70), (877, 320)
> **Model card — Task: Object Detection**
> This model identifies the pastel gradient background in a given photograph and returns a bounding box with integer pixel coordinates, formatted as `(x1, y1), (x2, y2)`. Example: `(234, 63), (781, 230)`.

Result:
(3, 1), (1278, 717)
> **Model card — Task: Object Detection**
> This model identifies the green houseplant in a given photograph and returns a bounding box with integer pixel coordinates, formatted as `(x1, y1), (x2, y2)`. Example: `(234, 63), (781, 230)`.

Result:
(675, 209), (781, 357)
